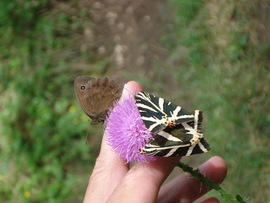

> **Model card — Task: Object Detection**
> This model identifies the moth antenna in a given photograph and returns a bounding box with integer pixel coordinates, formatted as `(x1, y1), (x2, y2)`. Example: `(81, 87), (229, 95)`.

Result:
(134, 71), (146, 93)
(120, 83), (144, 103)
(120, 70), (146, 99)
(137, 70), (146, 81)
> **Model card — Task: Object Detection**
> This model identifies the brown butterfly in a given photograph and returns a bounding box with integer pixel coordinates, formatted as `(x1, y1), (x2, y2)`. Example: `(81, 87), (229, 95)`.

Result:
(74, 76), (122, 125)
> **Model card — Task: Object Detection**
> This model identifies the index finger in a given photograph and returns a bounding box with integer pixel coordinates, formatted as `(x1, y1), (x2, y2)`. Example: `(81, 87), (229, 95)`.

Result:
(83, 81), (144, 203)
(99, 81), (144, 164)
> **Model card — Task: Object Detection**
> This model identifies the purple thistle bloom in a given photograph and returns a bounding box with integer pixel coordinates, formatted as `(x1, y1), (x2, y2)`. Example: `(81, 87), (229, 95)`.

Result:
(105, 96), (156, 163)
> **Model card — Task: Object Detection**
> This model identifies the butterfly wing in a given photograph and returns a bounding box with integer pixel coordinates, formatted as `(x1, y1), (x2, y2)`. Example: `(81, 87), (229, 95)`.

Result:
(74, 76), (122, 124)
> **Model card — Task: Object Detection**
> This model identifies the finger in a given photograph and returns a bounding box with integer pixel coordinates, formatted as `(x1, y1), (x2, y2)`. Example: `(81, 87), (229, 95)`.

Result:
(157, 156), (227, 203)
(108, 157), (181, 203)
(97, 81), (143, 164)
(83, 81), (143, 203)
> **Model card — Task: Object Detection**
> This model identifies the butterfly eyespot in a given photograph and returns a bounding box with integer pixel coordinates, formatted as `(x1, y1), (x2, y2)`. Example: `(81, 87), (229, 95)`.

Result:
(80, 85), (86, 90)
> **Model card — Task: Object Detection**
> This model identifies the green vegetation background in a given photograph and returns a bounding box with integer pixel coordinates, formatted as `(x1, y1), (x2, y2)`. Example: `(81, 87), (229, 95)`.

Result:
(0, 1), (269, 202)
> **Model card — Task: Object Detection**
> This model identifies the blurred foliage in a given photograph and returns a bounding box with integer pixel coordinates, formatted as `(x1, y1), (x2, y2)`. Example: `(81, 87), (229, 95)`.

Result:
(0, 0), (269, 202)
(0, 1), (100, 202)
(166, 0), (270, 202)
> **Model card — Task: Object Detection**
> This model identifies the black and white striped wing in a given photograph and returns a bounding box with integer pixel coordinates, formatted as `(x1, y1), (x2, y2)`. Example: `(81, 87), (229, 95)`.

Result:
(135, 92), (194, 133)
(141, 138), (210, 157)
(140, 110), (210, 157)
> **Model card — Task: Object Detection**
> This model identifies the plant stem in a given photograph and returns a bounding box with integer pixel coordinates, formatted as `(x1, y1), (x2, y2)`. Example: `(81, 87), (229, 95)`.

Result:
(177, 162), (245, 203)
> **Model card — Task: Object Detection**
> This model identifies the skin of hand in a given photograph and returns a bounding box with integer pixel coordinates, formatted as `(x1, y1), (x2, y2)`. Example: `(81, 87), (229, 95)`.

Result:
(83, 81), (227, 203)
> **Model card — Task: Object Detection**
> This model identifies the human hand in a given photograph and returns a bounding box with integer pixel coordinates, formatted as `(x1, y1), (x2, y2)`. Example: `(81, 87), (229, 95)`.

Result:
(83, 81), (227, 203)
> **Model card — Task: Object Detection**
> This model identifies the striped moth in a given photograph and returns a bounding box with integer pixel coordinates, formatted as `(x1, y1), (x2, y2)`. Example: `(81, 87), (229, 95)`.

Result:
(135, 92), (210, 157)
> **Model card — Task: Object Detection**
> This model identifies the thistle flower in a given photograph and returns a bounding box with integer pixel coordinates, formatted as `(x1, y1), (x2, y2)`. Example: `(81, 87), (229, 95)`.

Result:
(105, 96), (156, 163)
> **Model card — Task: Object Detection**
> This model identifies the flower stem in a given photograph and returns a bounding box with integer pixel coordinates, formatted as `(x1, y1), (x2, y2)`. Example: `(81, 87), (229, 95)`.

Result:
(176, 162), (245, 203)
